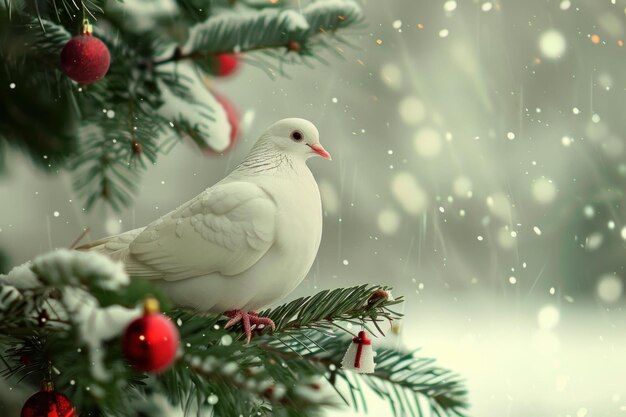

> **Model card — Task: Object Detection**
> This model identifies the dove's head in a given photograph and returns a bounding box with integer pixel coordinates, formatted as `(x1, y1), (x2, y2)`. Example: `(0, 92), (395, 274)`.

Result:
(262, 118), (331, 161)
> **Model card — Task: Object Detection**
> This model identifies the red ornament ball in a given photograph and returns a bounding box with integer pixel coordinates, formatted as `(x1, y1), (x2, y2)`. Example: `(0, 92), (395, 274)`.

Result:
(21, 388), (76, 417)
(215, 54), (239, 77)
(122, 299), (179, 373)
(60, 33), (110, 85)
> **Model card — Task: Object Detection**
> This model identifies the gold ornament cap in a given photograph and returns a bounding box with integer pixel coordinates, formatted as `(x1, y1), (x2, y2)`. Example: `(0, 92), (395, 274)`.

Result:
(143, 297), (160, 315)
(41, 380), (54, 392)
(81, 19), (93, 35)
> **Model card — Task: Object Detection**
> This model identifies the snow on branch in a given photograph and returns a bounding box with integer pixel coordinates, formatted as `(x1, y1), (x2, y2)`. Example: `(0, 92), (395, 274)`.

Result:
(155, 0), (363, 66)
(183, 8), (309, 56)
(302, 0), (364, 36)
(30, 249), (129, 291)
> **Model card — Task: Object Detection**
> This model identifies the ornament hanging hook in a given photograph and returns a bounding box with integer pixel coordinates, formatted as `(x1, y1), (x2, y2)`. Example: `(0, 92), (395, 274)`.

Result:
(81, 18), (93, 35)
(80, 1), (93, 35)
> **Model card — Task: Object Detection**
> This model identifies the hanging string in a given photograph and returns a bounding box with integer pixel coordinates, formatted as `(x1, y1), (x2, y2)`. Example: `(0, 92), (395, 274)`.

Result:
(80, 1), (97, 24)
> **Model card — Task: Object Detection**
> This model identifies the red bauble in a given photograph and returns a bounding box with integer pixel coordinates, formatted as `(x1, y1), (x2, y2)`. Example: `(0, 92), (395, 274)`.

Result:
(203, 91), (240, 155)
(122, 298), (179, 373)
(60, 30), (110, 85)
(215, 54), (239, 77)
(21, 386), (76, 417)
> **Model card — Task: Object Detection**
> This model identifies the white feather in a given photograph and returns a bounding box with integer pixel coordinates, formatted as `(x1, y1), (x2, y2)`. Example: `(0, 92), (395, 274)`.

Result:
(125, 181), (277, 279)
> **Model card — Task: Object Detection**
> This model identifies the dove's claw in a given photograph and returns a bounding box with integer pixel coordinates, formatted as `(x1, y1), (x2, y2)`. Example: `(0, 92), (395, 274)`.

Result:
(223, 310), (276, 343)
(248, 311), (276, 332)
(224, 311), (242, 329)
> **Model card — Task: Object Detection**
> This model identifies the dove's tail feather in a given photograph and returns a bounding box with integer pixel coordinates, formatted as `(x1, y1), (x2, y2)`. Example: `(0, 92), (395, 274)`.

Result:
(76, 227), (146, 262)
(77, 227), (166, 279)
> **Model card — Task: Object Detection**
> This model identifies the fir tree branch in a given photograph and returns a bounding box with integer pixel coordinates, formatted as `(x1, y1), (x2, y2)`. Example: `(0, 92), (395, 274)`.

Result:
(0, 251), (468, 417)
(261, 285), (402, 334)
(0, 1), (364, 210)
(259, 330), (469, 417)
(179, 352), (337, 411)
(155, 0), (363, 68)
(153, 43), (289, 67)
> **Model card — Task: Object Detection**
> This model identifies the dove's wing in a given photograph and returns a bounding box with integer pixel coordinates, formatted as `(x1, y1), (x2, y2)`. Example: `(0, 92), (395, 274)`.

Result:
(124, 181), (277, 280)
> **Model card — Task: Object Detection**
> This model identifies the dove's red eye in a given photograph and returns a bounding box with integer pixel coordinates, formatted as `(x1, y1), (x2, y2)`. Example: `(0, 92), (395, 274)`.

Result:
(290, 130), (303, 142)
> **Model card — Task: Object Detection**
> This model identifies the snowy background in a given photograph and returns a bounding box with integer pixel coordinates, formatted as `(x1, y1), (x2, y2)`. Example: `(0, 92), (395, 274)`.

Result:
(1, 0), (626, 416)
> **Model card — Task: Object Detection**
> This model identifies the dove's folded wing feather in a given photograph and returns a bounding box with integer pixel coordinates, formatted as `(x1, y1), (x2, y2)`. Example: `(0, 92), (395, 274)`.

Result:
(125, 181), (277, 280)
(76, 227), (145, 260)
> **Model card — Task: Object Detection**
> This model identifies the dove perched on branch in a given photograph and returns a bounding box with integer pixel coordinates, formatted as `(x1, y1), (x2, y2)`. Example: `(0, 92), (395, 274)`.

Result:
(79, 118), (331, 342)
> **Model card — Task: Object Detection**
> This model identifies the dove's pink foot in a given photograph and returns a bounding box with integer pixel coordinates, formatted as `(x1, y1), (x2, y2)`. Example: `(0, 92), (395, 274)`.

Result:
(223, 310), (276, 343)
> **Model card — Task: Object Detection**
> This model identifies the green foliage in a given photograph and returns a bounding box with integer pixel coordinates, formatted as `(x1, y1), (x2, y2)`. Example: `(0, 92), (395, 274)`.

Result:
(259, 284), (401, 335)
(0, 0), (363, 211)
(259, 331), (469, 417)
(0, 250), (469, 417)
(182, 0), (362, 71)
(0, 17), (74, 167)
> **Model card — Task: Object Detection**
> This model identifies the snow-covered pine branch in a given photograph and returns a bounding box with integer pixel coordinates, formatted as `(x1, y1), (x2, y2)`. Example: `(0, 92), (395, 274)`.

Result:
(174, 0), (363, 68)
(0, 249), (468, 417)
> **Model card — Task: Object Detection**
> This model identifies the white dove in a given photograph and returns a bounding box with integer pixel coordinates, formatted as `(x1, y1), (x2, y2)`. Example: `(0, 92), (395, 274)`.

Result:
(79, 118), (331, 342)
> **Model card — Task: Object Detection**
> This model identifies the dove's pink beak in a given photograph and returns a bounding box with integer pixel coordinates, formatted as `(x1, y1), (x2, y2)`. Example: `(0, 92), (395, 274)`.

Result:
(307, 143), (332, 160)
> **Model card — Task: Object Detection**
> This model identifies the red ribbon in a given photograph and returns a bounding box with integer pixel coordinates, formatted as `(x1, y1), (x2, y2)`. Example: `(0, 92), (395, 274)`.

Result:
(352, 330), (371, 368)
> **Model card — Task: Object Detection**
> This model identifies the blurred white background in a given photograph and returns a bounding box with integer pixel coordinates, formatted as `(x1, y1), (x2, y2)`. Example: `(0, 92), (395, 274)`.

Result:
(2, 0), (626, 416)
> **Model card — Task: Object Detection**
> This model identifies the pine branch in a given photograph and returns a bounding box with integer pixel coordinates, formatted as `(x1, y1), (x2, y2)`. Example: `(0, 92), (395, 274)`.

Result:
(355, 347), (468, 417)
(155, 62), (232, 153)
(0, 18), (76, 168)
(164, 287), (467, 417)
(261, 285), (402, 335)
(155, 0), (363, 68)
(67, 31), (171, 210)
(0, 1), (364, 211)
(71, 127), (130, 211)
(178, 351), (337, 414)
(257, 330), (469, 417)
(0, 251), (468, 417)
(24, 17), (71, 58)
(301, 0), (364, 37)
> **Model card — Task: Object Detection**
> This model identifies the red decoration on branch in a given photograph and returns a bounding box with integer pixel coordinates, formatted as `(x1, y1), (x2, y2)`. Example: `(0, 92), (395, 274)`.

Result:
(131, 140), (143, 156)
(341, 330), (376, 374)
(287, 40), (302, 53)
(121, 298), (179, 373)
(21, 382), (76, 417)
(60, 19), (110, 85)
(352, 331), (371, 368)
(215, 54), (239, 77)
